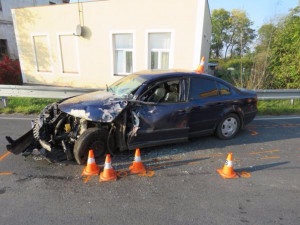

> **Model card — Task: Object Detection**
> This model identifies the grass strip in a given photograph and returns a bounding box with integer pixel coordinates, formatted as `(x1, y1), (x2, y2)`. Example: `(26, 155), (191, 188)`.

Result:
(0, 97), (60, 114)
(257, 99), (300, 115)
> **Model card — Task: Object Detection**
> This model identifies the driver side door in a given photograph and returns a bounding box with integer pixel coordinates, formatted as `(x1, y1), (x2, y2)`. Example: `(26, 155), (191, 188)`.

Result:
(128, 78), (190, 150)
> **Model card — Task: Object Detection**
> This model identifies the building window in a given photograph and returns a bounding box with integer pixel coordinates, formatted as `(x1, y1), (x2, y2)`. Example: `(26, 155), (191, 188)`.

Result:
(33, 35), (52, 72)
(0, 39), (8, 58)
(148, 33), (171, 70)
(59, 35), (79, 74)
(113, 33), (133, 75)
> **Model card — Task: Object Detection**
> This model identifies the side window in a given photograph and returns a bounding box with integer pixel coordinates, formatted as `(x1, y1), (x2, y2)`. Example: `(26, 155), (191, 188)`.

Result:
(141, 80), (181, 103)
(217, 82), (231, 96)
(189, 78), (218, 100)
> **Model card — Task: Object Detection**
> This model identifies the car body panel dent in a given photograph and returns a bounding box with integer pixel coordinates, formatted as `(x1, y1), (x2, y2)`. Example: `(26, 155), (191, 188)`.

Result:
(58, 90), (128, 122)
(128, 102), (189, 146)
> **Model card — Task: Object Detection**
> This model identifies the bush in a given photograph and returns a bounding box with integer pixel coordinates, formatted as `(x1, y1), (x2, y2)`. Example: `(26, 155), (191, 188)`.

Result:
(0, 56), (23, 85)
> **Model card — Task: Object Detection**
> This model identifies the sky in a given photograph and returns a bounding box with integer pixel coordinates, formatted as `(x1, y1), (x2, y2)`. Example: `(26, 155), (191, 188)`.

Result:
(71, 0), (299, 30)
(208, 0), (299, 30)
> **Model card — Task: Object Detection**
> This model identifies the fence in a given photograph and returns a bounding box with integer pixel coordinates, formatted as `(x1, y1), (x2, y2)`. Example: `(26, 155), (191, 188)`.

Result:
(1, 85), (300, 107)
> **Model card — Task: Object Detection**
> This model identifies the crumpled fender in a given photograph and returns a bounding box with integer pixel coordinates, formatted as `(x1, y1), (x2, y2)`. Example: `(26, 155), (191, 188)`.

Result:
(58, 91), (128, 122)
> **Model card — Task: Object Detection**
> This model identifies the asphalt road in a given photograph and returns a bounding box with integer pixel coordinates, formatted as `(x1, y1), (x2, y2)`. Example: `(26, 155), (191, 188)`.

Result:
(0, 114), (300, 225)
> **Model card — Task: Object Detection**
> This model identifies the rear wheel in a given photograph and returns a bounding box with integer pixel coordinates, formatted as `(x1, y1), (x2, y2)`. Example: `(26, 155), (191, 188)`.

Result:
(74, 128), (108, 165)
(215, 113), (240, 140)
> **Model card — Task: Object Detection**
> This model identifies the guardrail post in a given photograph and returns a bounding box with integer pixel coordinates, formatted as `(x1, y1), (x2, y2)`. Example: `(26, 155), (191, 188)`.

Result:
(290, 99), (294, 105)
(1, 96), (8, 107)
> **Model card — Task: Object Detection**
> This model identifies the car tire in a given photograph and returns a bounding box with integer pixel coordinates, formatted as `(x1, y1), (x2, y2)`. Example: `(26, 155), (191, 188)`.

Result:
(74, 128), (108, 165)
(215, 113), (240, 140)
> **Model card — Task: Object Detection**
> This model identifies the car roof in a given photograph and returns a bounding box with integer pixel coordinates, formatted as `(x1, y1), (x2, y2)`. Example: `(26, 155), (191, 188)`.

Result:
(134, 70), (227, 85)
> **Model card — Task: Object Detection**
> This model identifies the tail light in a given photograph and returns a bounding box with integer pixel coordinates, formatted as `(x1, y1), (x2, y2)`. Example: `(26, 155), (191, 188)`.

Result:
(254, 96), (258, 107)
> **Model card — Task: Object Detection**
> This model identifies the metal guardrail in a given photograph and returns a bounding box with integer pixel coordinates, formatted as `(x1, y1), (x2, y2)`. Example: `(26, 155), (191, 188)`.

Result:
(255, 89), (300, 100)
(1, 85), (300, 107)
(0, 85), (102, 99)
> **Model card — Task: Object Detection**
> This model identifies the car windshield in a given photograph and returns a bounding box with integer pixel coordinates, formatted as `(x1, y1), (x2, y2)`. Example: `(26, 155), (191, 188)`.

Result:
(108, 74), (148, 98)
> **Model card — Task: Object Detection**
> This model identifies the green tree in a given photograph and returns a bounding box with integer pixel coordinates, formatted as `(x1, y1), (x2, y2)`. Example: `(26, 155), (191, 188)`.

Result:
(210, 9), (231, 58)
(268, 6), (300, 88)
(255, 24), (276, 53)
(225, 9), (256, 59)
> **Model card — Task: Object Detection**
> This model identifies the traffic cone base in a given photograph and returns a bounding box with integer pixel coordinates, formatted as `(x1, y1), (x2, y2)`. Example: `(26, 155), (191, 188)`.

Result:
(217, 168), (238, 179)
(82, 166), (100, 176)
(217, 152), (238, 179)
(99, 154), (117, 182)
(81, 150), (100, 176)
(129, 163), (146, 174)
(100, 170), (117, 182)
(129, 148), (147, 174)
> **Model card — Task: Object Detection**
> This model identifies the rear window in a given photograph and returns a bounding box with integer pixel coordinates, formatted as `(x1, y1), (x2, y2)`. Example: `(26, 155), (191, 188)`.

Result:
(189, 78), (218, 100)
(217, 82), (231, 96)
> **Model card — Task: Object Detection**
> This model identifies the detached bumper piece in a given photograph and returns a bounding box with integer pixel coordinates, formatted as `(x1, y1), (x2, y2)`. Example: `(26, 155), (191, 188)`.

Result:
(6, 129), (35, 155)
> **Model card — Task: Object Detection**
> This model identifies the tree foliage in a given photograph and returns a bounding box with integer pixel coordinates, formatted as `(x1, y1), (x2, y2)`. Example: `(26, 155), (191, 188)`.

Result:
(210, 6), (299, 89)
(0, 56), (22, 85)
(210, 9), (230, 58)
(210, 9), (256, 59)
(268, 6), (300, 88)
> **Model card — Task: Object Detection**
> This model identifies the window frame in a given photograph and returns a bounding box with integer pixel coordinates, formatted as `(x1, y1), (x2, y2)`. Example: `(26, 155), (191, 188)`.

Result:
(57, 32), (80, 76)
(145, 30), (174, 70)
(0, 39), (8, 57)
(217, 81), (232, 96)
(31, 34), (54, 75)
(138, 78), (186, 104)
(110, 31), (136, 77)
(150, 48), (170, 70)
(188, 77), (219, 101)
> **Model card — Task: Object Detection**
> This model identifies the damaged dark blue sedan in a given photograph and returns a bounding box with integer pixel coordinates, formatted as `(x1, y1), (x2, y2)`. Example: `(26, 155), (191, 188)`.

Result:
(6, 71), (257, 164)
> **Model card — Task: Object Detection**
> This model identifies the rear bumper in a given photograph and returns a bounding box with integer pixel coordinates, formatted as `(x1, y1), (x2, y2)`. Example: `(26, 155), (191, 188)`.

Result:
(244, 110), (257, 126)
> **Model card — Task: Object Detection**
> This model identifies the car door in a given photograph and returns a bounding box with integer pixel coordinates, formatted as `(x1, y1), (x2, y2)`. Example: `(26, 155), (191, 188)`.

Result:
(128, 78), (190, 149)
(188, 77), (225, 135)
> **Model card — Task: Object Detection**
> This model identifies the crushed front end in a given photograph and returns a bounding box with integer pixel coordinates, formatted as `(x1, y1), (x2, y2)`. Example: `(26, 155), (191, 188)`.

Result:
(6, 102), (87, 162)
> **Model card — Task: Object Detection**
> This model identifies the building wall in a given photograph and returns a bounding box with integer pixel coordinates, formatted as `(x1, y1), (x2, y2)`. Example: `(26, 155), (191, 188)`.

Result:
(200, 0), (212, 72)
(13, 0), (211, 88)
(0, 0), (66, 59)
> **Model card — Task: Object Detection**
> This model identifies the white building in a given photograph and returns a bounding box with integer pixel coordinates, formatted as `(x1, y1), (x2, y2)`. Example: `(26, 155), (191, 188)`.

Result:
(13, 0), (212, 87)
(0, 0), (69, 59)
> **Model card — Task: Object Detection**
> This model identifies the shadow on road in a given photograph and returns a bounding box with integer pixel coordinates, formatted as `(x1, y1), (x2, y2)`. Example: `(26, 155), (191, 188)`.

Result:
(235, 161), (290, 173)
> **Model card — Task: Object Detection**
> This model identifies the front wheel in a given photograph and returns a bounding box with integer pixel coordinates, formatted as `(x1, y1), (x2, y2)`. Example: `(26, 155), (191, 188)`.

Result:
(73, 128), (108, 165)
(215, 113), (240, 140)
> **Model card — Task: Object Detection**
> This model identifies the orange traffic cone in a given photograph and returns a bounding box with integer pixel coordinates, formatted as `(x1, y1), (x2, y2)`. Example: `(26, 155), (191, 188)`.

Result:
(217, 152), (238, 179)
(195, 56), (205, 73)
(129, 148), (146, 174)
(99, 154), (117, 182)
(82, 149), (100, 176)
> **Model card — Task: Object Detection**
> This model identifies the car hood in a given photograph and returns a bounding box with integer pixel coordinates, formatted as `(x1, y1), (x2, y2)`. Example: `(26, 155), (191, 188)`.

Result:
(58, 90), (128, 122)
